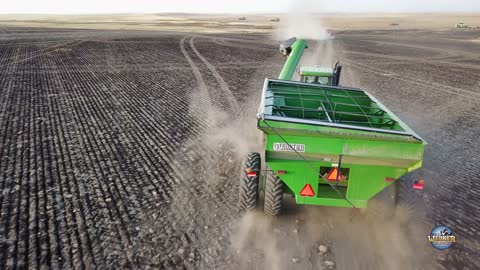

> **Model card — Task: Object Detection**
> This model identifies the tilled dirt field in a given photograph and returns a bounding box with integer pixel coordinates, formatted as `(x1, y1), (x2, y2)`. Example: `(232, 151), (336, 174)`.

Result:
(0, 26), (479, 269)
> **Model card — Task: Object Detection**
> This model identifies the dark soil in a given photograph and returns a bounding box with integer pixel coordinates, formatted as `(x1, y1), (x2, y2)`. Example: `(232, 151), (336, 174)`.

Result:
(0, 27), (479, 269)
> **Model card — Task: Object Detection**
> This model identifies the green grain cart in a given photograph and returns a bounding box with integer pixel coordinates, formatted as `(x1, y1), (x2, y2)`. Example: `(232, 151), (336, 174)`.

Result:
(239, 38), (426, 215)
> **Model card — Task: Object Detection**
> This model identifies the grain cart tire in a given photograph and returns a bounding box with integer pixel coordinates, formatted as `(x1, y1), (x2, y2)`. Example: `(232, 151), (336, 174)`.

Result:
(394, 174), (422, 225)
(264, 170), (284, 216)
(238, 152), (261, 211)
(368, 174), (420, 223)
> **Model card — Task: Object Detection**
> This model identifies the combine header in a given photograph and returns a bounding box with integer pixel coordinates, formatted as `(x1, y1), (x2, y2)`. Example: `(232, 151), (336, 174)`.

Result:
(239, 38), (426, 215)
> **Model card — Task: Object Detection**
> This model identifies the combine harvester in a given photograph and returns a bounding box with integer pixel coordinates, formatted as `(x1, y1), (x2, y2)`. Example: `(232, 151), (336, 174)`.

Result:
(239, 38), (426, 216)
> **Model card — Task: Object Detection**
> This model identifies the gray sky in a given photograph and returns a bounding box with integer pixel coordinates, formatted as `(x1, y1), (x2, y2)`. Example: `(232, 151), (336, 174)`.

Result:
(1, 0), (479, 14)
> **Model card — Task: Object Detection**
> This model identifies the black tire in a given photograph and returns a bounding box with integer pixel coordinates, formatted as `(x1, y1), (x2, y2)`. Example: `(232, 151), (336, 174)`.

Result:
(367, 174), (419, 222)
(395, 174), (417, 209)
(238, 152), (261, 211)
(395, 174), (422, 225)
(264, 169), (284, 216)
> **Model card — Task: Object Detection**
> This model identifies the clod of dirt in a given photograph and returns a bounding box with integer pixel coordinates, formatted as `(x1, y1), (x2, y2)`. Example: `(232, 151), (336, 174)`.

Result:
(325, 260), (335, 267)
(188, 252), (195, 262)
(318, 245), (328, 254)
(178, 249), (184, 255)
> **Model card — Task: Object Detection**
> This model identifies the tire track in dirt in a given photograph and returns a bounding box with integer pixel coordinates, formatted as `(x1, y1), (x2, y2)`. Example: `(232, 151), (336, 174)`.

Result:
(153, 36), (257, 268)
(179, 36), (214, 123)
(190, 36), (239, 111)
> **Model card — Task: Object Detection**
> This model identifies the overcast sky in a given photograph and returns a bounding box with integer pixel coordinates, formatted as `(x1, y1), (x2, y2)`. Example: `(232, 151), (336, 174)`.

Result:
(1, 0), (479, 14)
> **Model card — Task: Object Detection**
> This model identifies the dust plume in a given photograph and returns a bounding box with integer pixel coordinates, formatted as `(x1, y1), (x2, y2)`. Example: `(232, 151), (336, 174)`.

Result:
(230, 199), (437, 270)
(274, 0), (336, 81)
(129, 35), (269, 267)
(230, 200), (337, 270)
(273, 0), (332, 41)
(129, 42), (277, 267)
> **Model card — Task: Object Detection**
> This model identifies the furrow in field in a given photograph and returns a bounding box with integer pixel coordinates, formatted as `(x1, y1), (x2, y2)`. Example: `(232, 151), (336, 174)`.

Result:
(42, 52), (98, 269)
(0, 67), (26, 269)
(49, 53), (138, 267)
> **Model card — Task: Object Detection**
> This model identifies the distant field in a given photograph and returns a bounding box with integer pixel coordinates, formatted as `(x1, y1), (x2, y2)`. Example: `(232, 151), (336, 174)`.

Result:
(0, 13), (479, 32)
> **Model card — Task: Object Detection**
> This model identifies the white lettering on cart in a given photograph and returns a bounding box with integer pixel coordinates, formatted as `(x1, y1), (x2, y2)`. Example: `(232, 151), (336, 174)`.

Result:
(273, 143), (305, 152)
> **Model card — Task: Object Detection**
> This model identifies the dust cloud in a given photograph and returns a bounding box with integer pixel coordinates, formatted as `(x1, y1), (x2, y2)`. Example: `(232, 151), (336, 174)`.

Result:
(230, 198), (437, 270)
(136, 48), (273, 268)
(273, 0), (336, 81)
(130, 36), (268, 267)
(273, 0), (332, 42)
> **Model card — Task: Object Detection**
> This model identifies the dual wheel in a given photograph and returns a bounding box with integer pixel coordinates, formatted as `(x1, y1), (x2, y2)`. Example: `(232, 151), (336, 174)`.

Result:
(238, 152), (283, 215)
(239, 153), (421, 219)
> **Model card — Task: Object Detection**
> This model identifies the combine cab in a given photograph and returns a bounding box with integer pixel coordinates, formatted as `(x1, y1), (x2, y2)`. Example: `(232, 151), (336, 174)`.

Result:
(238, 38), (426, 216)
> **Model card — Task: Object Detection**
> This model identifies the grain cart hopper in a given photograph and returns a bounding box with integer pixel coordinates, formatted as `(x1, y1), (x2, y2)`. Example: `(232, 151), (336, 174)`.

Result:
(239, 38), (426, 215)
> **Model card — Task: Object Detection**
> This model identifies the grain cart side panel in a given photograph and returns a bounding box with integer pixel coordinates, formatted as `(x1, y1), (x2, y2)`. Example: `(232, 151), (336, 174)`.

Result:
(263, 132), (422, 208)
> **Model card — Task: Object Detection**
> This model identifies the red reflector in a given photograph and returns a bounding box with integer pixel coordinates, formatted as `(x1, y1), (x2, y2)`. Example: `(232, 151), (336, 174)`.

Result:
(385, 177), (394, 182)
(246, 172), (257, 177)
(300, 184), (315, 197)
(413, 179), (425, 190)
(277, 170), (286, 175)
(327, 168), (343, 181)
(413, 183), (423, 190)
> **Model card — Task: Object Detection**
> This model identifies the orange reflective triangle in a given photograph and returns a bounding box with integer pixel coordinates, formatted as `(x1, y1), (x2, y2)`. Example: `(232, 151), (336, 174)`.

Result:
(327, 168), (343, 181)
(300, 184), (315, 197)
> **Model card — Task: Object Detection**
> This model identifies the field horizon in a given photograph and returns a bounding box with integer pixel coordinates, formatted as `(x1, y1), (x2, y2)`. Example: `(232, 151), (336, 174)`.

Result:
(0, 13), (479, 33)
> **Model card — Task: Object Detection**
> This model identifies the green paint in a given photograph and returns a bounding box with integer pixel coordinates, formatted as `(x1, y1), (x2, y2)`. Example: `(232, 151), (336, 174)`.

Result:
(299, 66), (334, 77)
(278, 39), (308, 80)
